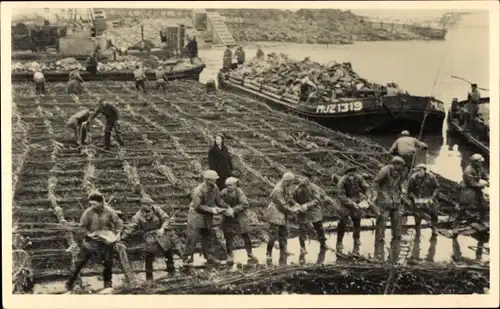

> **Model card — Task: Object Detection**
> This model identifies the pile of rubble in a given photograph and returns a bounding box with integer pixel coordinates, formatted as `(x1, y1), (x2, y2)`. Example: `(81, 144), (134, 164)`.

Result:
(230, 53), (403, 97)
(11, 56), (197, 73)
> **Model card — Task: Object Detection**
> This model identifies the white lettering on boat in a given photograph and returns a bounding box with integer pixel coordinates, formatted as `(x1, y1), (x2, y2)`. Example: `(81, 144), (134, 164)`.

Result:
(315, 101), (363, 114)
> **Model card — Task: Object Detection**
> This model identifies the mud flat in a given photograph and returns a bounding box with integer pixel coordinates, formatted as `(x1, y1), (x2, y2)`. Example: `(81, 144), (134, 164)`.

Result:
(11, 80), (462, 283)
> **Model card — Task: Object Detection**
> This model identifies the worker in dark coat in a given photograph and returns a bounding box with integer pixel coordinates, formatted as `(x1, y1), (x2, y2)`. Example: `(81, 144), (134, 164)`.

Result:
(256, 46), (264, 59)
(66, 191), (123, 291)
(465, 84), (482, 131)
(336, 166), (371, 255)
(293, 177), (327, 255)
(389, 130), (428, 175)
(266, 172), (300, 265)
(372, 156), (406, 261)
(208, 133), (234, 191)
(66, 108), (91, 146)
(182, 170), (231, 266)
(121, 196), (176, 281)
(83, 99), (124, 150)
(220, 177), (259, 264)
(206, 79), (217, 94)
(236, 46), (245, 66)
(407, 163), (440, 235)
(222, 46), (233, 71)
(85, 54), (98, 76)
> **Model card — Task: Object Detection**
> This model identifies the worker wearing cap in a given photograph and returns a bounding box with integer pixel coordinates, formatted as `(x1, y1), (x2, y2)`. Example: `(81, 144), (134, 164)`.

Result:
(293, 177), (328, 255)
(456, 154), (489, 224)
(66, 108), (91, 146)
(389, 130), (428, 174)
(133, 65), (147, 93)
(154, 66), (168, 92)
(465, 83), (482, 131)
(182, 170), (231, 266)
(121, 196), (176, 281)
(371, 156), (407, 262)
(66, 191), (123, 291)
(407, 163), (440, 235)
(33, 68), (46, 97)
(223, 46), (233, 71)
(265, 172), (300, 265)
(83, 99), (124, 150)
(220, 177), (259, 264)
(67, 69), (85, 95)
(336, 166), (371, 256)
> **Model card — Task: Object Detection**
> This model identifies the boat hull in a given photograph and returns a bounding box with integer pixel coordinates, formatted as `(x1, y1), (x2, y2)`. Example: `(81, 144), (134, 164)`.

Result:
(11, 63), (205, 82)
(218, 71), (445, 135)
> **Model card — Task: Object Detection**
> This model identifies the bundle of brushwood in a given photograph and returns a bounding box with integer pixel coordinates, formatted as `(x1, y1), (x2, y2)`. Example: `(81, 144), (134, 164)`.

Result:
(114, 263), (489, 295)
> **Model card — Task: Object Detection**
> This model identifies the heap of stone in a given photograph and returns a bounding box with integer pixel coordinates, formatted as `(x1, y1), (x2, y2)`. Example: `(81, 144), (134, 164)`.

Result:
(230, 53), (386, 98)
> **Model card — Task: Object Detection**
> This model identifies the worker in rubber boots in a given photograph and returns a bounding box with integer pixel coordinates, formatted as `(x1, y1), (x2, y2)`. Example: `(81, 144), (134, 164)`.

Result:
(66, 191), (123, 292)
(66, 108), (91, 146)
(67, 69), (85, 98)
(293, 177), (328, 255)
(83, 99), (125, 150)
(455, 153), (489, 226)
(389, 130), (428, 176)
(407, 163), (440, 236)
(33, 68), (46, 97)
(182, 170), (231, 267)
(222, 46), (233, 71)
(465, 83), (482, 131)
(220, 177), (259, 265)
(133, 65), (147, 93)
(121, 196), (176, 281)
(336, 166), (372, 256)
(372, 156), (406, 262)
(154, 66), (168, 92)
(265, 172), (300, 265)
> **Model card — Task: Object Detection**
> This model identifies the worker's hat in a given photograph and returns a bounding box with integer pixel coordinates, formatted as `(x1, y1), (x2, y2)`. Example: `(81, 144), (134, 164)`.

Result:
(414, 163), (427, 170)
(391, 156), (406, 165)
(470, 153), (485, 162)
(203, 170), (220, 180)
(225, 177), (239, 185)
(140, 196), (155, 204)
(400, 130), (410, 136)
(471, 83), (478, 87)
(88, 190), (104, 202)
(282, 172), (296, 181)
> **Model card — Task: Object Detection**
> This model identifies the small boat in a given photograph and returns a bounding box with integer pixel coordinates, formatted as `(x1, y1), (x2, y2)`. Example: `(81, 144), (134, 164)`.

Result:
(11, 59), (206, 83)
(447, 97), (490, 156)
(218, 71), (446, 135)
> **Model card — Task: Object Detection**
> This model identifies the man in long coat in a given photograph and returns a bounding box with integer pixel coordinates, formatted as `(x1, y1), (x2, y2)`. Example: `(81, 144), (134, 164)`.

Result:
(208, 134), (234, 190)
(266, 172), (300, 265)
(121, 196), (176, 281)
(372, 156), (406, 262)
(182, 170), (231, 266)
(220, 177), (259, 264)
(293, 177), (327, 254)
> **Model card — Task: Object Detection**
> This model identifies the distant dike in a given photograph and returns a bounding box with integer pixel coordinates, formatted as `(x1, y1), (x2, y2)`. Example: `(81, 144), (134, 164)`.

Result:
(217, 9), (459, 45)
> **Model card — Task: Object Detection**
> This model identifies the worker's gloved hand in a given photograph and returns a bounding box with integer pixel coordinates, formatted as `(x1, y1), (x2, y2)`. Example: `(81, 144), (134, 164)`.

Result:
(224, 208), (235, 217)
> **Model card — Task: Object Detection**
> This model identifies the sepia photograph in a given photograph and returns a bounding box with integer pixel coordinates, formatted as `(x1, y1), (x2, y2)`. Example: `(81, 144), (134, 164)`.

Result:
(2, 1), (498, 308)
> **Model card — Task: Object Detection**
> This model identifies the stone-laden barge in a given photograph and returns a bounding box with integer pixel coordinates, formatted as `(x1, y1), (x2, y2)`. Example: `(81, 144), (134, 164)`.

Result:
(11, 69), (479, 293)
(218, 55), (446, 135)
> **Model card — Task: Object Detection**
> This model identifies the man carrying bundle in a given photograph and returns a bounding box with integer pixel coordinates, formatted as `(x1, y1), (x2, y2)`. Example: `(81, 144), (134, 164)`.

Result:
(67, 69), (85, 97)
(407, 163), (440, 235)
(133, 65), (147, 93)
(372, 156), (406, 262)
(66, 108), (91, 146)
(65, 191), (123, 291)
(182, 170), (232, 266)
(265, 172), (300, 265)
(389, 130), (428, 176)
(154, 66), (168, 92)
(33, 68), (46, 97)
(121, 196), (176, 281)
(220, 177), (259, 265)
(83, 99), (125, 150)
(293, 177), (328, 255)
(336, 166), (372, 256)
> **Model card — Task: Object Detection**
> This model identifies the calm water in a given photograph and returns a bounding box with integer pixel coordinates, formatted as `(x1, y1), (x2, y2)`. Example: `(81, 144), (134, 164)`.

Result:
(34, 12), (491, 293)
